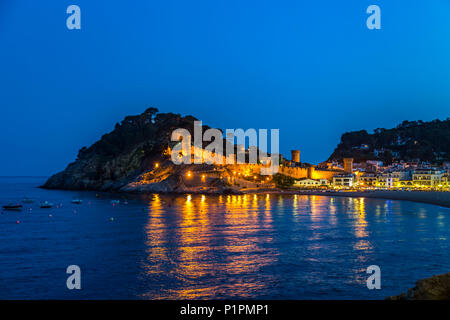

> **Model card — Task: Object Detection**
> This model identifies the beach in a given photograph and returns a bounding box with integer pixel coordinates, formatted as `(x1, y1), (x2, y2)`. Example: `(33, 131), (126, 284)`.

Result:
(239, 187), (450, 208)
(285, 190), (450, 208)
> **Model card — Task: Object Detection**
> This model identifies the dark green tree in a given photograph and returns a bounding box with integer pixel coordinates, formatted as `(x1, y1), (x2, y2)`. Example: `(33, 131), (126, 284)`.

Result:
(272, 174), (295, 188)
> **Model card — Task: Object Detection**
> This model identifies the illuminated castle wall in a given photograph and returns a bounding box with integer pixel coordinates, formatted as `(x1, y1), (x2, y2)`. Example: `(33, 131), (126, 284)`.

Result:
(169, 145), (342, 181)
(279, 166), (341, 180)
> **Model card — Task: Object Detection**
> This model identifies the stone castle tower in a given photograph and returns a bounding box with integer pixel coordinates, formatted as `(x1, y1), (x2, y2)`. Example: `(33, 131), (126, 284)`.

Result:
(343, 158), (353, 173)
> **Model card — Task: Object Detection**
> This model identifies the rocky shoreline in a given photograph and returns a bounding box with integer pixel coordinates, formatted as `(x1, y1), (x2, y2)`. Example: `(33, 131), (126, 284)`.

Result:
(387, 272), (450, 300)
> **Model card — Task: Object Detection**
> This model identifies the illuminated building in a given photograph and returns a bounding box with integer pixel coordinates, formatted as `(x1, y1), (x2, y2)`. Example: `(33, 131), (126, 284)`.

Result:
(412, 168), (445, 188)
(294, 178), (329, 188)
(332, 174), (355, 188)
(360, 172), (377, 187)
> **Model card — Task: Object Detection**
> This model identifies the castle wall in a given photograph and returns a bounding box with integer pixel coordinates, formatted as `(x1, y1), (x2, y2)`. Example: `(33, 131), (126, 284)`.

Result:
(180, 146), (343, 181)
(279, 166), (342, 181)
(310, 169), (341, 180)
(279, 166), (309, 179)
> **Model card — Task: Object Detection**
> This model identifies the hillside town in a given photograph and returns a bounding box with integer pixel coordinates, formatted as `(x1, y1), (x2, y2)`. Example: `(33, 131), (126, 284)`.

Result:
(243, 151), (449, 191)
(296, 155), (450, 191)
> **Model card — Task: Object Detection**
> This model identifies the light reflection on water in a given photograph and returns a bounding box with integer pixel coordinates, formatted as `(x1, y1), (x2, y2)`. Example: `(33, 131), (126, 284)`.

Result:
(137, 193), (450, 299)
(142, 194), (278, 299)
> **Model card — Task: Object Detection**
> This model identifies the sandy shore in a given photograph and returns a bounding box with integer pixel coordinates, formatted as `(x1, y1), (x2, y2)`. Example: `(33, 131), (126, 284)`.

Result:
(241, 188), (450, 208)
(295, 190), (450, 208)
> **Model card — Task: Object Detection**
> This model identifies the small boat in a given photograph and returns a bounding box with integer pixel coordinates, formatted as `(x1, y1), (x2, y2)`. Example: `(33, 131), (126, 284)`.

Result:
(71, 199), (83, 204)
(2, 203), (23, 211)
(40, 201), (54, 208)
(110, 200), (120, 205)
(22, 198), (34, 204)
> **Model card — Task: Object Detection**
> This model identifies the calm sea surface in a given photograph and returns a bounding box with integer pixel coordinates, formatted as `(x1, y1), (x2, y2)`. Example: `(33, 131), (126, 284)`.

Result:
(0, 177), (449, 299)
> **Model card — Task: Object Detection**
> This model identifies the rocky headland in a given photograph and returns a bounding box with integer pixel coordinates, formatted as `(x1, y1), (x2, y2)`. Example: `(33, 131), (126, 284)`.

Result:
(42, 108), (237, 194)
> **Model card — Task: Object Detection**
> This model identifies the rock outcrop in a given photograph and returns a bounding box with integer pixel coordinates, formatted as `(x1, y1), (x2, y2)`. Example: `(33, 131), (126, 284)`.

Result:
(42, 108), (235, 194)
(387, 272), (450, 300)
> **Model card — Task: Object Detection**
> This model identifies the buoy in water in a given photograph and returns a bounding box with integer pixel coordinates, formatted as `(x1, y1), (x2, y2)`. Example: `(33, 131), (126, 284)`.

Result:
(16, 220), (20, 224)
(110, 217), (114, 222)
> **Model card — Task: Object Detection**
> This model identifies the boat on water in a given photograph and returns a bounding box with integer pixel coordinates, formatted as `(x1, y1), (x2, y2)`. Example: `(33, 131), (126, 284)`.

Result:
(2, 203), (23, 211)
(110, 200), (120, 205)
(22, 198), (35, 204)
(71, 199), (83, 204)
(40, 201), (54, 208)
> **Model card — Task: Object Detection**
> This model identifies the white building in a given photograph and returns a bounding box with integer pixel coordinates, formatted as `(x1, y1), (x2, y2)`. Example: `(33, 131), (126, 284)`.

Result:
(332, 174), (355, 188)
(294, 178), (329, 188)
(412, 168), (445, 188)
(376, 173), (394, 189)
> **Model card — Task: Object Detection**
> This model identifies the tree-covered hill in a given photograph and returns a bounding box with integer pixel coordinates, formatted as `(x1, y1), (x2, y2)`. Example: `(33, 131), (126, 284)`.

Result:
(328, 118), (450, 164)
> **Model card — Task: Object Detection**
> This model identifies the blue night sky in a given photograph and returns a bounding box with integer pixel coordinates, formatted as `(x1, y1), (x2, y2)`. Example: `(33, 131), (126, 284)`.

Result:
(1, 1), (450, 176)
